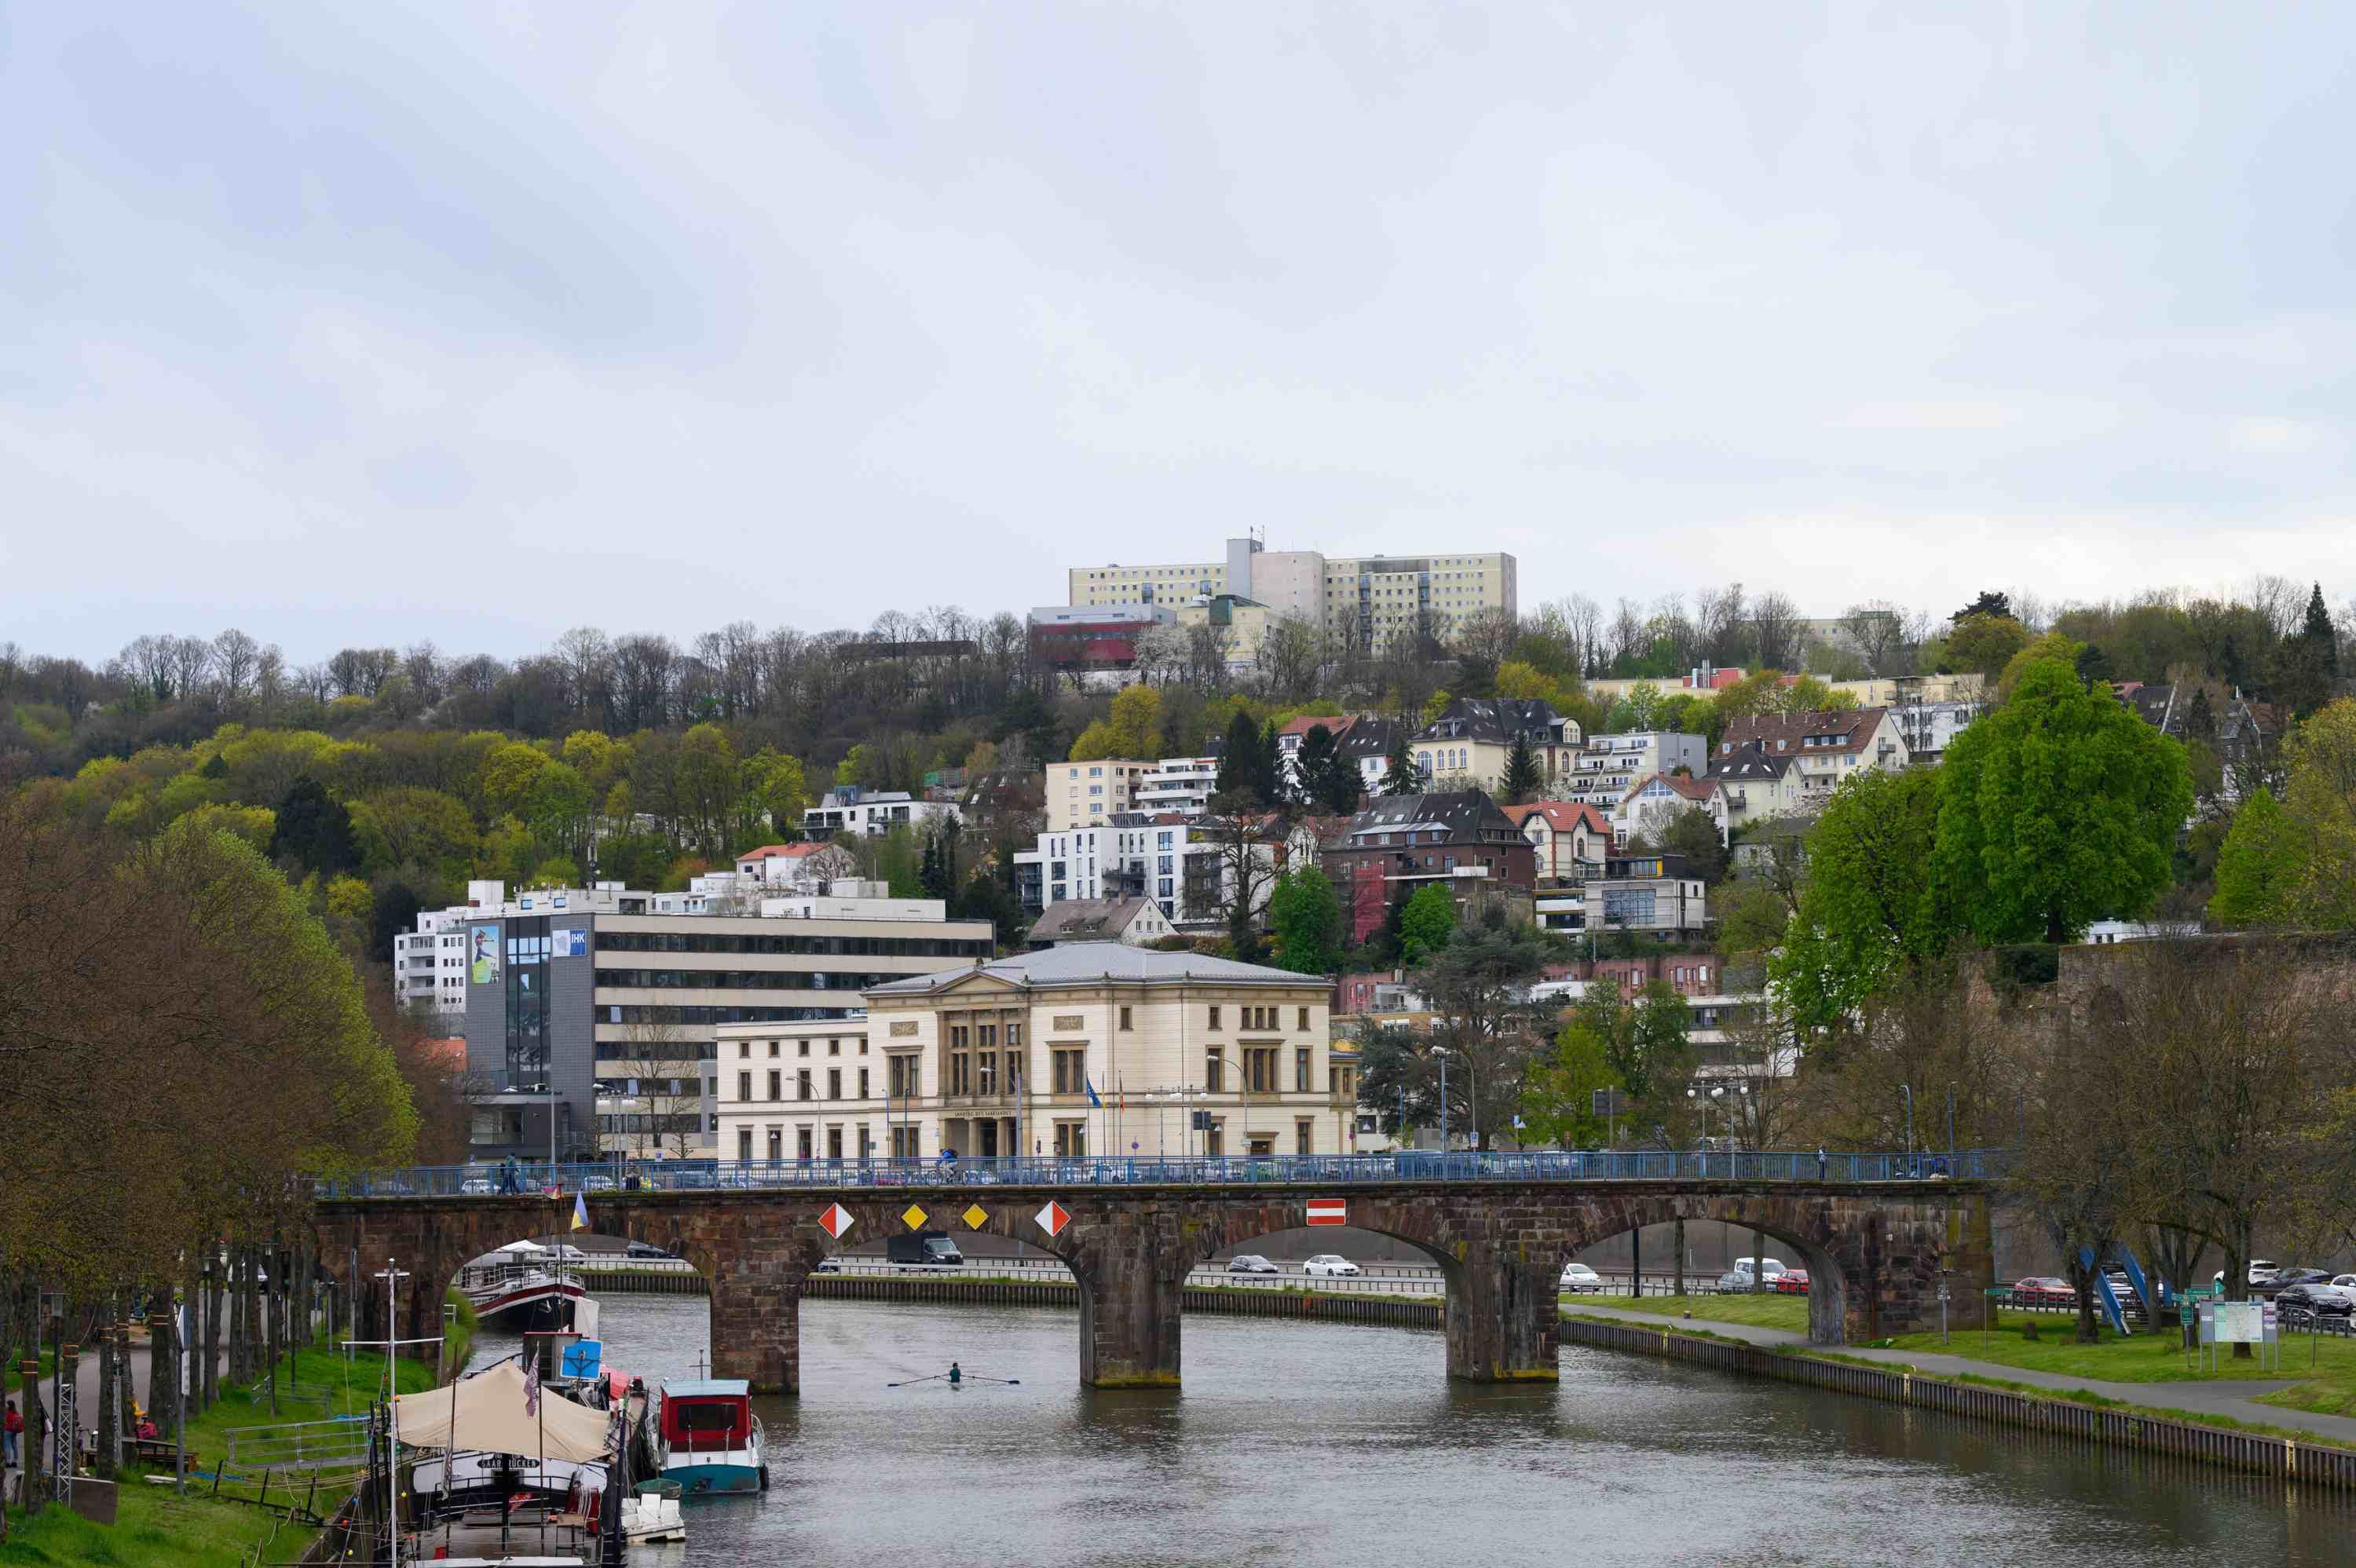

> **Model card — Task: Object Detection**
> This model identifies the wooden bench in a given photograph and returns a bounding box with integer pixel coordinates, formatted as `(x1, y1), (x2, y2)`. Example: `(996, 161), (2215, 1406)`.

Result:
(130, 1438), (196, 1472)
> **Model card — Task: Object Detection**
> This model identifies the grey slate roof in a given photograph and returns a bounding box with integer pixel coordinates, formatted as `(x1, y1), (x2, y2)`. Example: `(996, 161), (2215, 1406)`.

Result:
(1707, 743), (1791, 784)
(1339, 789), (1518, 843)
(865, 944), (1316, 996)
(1026, 897), (1159, 944)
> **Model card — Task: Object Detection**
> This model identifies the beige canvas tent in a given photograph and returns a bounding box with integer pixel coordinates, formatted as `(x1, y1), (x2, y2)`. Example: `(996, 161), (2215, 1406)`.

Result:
(392, 1362), (611, 1463)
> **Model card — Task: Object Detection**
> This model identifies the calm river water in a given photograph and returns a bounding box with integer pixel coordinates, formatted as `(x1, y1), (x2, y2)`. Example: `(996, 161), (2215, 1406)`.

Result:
(474, 1296), (2347, 1566)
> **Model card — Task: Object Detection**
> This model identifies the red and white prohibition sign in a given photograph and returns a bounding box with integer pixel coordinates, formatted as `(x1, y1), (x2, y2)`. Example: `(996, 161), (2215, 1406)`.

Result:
(1306, 1197), (1347, 1227)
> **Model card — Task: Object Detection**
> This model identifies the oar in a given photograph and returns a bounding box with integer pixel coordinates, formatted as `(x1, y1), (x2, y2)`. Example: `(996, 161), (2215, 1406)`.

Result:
(886, 1374), (946, 1388)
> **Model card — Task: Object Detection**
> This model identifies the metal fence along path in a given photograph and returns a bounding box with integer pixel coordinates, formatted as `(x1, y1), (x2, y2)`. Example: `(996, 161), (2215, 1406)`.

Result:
(316, 1146), (2007, 1201)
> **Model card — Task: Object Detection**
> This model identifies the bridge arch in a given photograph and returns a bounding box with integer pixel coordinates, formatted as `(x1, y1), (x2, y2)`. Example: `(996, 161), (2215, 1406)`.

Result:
(1558, 1193), (1856, 1343)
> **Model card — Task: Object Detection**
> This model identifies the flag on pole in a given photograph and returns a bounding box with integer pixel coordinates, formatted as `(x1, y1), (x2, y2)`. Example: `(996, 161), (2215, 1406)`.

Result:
(572, 1191), (588, 1231)
(1085, 1076), (1103, 1109)
(524, 1356), (542, 1417)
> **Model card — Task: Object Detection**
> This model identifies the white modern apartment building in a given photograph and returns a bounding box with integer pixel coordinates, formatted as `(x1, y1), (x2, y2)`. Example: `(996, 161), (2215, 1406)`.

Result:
(1560, 732), (1708, 810)
(713, 946), (1357, 1164)
(802, 787), (960, 839)
(1044, 759), (1149, 832)
(1065, 535), (1517, 651)
(1012, 817), (1275, 930)
(1132, 756), (1219, 818)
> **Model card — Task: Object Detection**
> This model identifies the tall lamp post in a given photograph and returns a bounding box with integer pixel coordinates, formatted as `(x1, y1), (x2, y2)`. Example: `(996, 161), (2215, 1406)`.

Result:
(1901, 1083), (1915, 1174)
(1433, 1049), (1451, 1152)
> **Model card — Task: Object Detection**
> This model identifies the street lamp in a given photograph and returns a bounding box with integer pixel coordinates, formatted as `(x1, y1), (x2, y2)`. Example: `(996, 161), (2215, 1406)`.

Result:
(1901, 1083), (1915, 1171)
(1433, 1048), (1451, 1152)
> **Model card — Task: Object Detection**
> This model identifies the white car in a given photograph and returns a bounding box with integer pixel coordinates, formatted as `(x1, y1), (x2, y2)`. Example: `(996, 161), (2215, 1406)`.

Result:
(1304, 1255), (1360, 1277)
(1559, 1263), (1603, 1293)
(2215, 1260), (2278, 1287)
(1718, 1261), (1787, 1293)
(459, 1178), (493, 1195)
(2333, 1274), (2356, 1291)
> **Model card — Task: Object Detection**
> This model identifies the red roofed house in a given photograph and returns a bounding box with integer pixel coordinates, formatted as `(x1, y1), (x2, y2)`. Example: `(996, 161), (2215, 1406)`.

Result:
(1714, 707), (1909, 811)
(1499, 802), (1613, 886)
(1613, 773), (1730, 846)
(734, 841), (860, 890)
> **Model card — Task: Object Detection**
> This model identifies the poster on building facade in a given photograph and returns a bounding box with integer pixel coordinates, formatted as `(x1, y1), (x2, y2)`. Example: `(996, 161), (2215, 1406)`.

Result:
(470, 925), (500, 985)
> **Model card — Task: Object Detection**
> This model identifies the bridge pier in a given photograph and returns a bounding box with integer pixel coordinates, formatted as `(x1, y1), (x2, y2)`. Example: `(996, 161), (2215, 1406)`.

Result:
(1444, 1246), (1560, 1383)
(1076, 1212), (1184, 1388)
(709, 1239), (817, 1395)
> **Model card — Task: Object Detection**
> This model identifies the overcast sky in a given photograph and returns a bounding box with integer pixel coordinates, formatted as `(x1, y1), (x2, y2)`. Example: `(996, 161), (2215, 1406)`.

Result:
(5, 2), (2352, 666)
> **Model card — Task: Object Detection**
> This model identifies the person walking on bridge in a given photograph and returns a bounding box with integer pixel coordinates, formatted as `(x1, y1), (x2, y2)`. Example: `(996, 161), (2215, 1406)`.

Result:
(1816, 1148), (1827, 1182)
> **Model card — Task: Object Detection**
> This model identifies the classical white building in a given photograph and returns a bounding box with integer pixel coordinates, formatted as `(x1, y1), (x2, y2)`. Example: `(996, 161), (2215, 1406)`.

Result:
(714, 946), (1358, 1164)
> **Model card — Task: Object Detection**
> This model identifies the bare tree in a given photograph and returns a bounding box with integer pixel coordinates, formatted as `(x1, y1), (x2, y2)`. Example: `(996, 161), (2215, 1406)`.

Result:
(1840, 601), (1905, 675)
(1182, 622), (1233, 693)
(1556, 594), (1604, 678)
(614, 1021), (712, 1161)
(1607, 598), (1645, 670)
(1751, 591), (1803, 671)
(1194, 789), (1286, 958)
(212, 629), (262, 703)
(1255, 616), (1323, 700)
(1451, 606), (1520, 687)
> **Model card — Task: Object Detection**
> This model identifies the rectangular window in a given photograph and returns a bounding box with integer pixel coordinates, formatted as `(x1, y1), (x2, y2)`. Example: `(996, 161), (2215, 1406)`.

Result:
(949, 1052), (971, 1095)
(1296, 1119), (1313, 1156)
(1208, 1005), (1221, 1030)
(798, 1069), (813, 1101)
(769, 1040), (780, 1056)
(1297, 1006), (1310, 1031)
(827, 1126), (843, 1160)
(737, 1071), (752, 1102)
(858, 1068), (869, 1098)
(1246, 1047), (1279, 1093)
(1205, 1121), (1224, 1157)
(737, 1040), (750, 1058)
(766, 1069), (781, 1101)
(1054, 1122), (1087, 1157)
(799, 1039), (811, 1056)
(737, 1128), (752, 1161)
(1205, 1047), (1223, 1093)
(766, 1128), (781, 1162)
(979, 1052), (996, 1096)
(829, 1038), (842, 1055)
(1296, 1048), (1311, 1091)
(1053, 1048), (1086, 1095)
(1118, 1007), (1133, 1031)
(797, 1126), (814, 1160)
(893, 1124), (920, 1160)
(828, 1067), (842, 1100)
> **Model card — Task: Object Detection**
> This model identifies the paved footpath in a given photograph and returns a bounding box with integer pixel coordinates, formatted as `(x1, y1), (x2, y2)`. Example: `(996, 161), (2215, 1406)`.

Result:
(1563, 1299), (2356, 1446)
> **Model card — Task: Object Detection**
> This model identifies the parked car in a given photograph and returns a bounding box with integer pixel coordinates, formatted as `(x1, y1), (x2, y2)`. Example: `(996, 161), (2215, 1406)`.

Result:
(1304, 1255), (1360, 1278)
(2215, 1260), (2278, 1288)
(813, 1255), (842, 1274)
(1733, 1256), (1788, 1279)
(1774, 1268), (1811, 1295)
(2275, 1284), (2355, 1324)
(2011, 1277), (2074, 1308)
(1227, 1255), (1280, 1275)
(580, 1175), (616, 1192)
(1717, 1264), (1781, 1293)
(2264, 1268), (2333, 1295)
(459, 1178), (493, 1195)
(2332, 1274), (2356, 1291)
(624, 1241), (674, 1259)
(1558, 1263), (1604, 1293)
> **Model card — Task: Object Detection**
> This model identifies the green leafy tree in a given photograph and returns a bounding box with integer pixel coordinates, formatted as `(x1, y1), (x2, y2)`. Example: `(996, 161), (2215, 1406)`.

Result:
(269, 777), (359, 876)
(1398, 882), (1456, 964)
(1557, 980), (1693, 1142)
(1948, 612), (2032, 681)
(1502, 731), (1542, 805)
(2206, 789), (2300, 927)
(1412, 922), (1559, 1148)
(1379, 729), (1421, 796)
(1268, 864), (1342, 976)
(1767, 767), (1948, 1038)
(1214, 709), (1263, 799)
(1296, 722), (1360, 814)
(835, 743), (873, 787)
(347, 785), (479, 888)
(1518, 1011), (1622, 1148)
(1933, 657), (2195, 944)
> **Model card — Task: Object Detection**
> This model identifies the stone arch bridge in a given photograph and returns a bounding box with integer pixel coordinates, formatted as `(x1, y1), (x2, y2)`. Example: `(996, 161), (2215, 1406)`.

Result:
(314, 1178), (1992, 1393)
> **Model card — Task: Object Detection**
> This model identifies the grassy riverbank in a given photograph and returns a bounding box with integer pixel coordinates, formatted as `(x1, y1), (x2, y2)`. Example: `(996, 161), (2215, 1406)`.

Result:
(2, 1338), (437, 1567)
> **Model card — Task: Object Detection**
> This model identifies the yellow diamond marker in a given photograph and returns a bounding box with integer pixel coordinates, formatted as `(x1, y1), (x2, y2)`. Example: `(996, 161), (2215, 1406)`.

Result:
(962, 1204), (990, 1230)
(901, 1204), (929, 1230)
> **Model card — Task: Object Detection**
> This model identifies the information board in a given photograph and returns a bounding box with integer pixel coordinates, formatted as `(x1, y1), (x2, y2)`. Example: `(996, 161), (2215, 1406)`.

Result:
(2213, 1300), (2264, 1343)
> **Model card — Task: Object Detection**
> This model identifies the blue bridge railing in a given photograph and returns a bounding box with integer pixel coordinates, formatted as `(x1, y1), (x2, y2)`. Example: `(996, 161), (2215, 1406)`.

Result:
(315, 1147), (2008, 1201)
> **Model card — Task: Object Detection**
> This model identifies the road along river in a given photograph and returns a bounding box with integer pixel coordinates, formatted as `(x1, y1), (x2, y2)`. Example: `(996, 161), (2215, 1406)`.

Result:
(473, 1294), (2350, 1567)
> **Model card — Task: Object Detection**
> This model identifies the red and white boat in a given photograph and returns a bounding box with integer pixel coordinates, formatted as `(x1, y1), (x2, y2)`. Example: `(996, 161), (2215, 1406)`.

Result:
(459, 1245), (587, 1332)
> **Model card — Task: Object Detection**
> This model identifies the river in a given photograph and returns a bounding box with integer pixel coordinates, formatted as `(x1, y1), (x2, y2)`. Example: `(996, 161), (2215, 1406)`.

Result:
(474, 1296), (2347, 1566)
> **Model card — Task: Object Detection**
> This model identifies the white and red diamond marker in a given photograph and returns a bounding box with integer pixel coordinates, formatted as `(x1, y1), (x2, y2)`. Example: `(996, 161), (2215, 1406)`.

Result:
(1033, 1201), (1070, 1238)
(818, 1202), (854, 1240)
(1306, 1197), (1347, 1227)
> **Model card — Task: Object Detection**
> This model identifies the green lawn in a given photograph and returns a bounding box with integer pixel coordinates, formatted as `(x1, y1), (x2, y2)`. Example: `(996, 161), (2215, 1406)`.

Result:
(1574, 1292), (1812, 1332)
(1886, 1309), (2356, 1389)
(2, 1333), (441, 1566)
(2, 1482), (304, 1568)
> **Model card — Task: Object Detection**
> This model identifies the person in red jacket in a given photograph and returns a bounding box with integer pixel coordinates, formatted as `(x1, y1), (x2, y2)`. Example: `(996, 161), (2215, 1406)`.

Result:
(3, 1398), (22, 1469)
